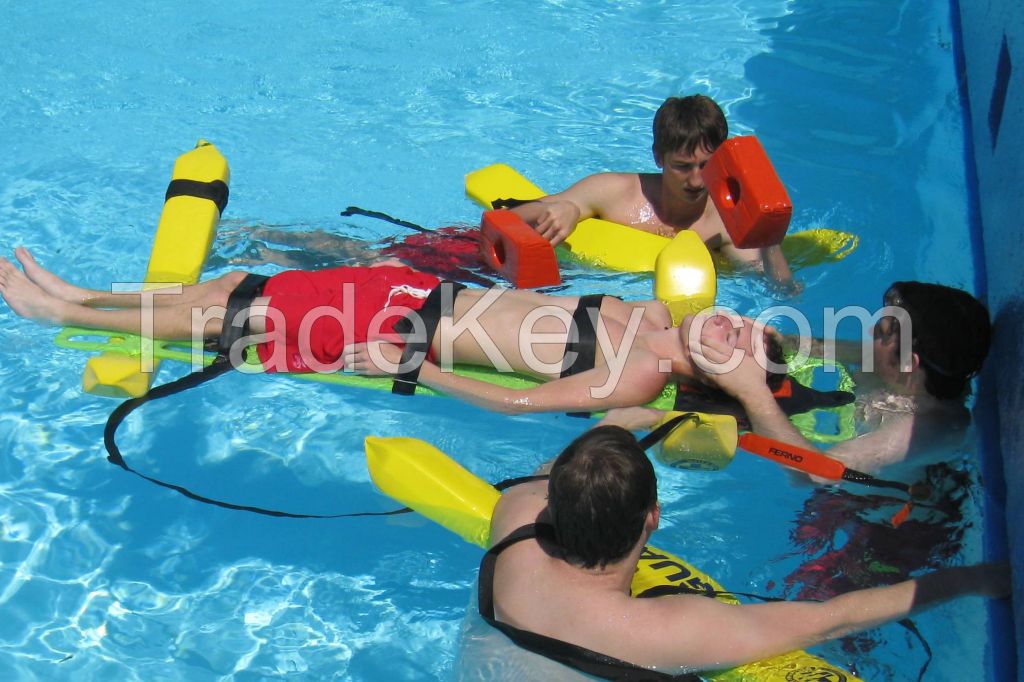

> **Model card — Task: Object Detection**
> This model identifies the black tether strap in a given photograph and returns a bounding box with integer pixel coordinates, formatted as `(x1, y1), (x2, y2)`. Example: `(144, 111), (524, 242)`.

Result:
(101, 274), (402, 519)
(479, 523), (702, 681)
(391, 281), (467, 395)
(165, 178), (229, 215)
(636, 413), (700, 451)
(339, 205), (487, 244)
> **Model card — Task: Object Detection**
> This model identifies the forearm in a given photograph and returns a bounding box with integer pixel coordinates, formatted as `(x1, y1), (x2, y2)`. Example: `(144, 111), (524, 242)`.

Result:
(738, 384), (822, 452)
(416, 363), (534, 414)
(782, 333), (867, 366)
(818, 564), (1006, 640)
(760, 245), (797, 290)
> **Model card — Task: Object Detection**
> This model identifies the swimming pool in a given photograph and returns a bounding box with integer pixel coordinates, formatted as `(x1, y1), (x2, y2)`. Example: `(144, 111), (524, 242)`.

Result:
(0, 0), (999, 680)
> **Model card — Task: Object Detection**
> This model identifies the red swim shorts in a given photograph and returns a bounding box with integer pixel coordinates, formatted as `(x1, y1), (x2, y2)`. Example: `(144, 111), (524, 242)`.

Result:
(255, 265), (441, 373)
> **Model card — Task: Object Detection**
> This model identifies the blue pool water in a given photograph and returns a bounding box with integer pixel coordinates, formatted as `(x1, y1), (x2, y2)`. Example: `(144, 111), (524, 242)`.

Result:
(0, 1), (997, 680)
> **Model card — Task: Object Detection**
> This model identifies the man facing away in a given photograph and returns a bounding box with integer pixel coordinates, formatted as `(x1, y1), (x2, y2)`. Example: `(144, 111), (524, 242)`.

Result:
(508, 95), (798, 291)
(485, 420), (1009, 677)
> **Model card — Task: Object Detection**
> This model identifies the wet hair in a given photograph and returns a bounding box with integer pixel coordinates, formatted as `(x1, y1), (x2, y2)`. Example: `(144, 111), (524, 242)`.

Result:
(652, 95), (728, 160)
(888, 281), (991, 400)
(547, 426), (657, 569)
(764, 331), (787, 393)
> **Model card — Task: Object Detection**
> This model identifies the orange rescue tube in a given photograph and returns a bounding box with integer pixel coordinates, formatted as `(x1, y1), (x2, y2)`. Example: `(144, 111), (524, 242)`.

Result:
(702, 136), (792, 248)
(479, 209), (561, 288)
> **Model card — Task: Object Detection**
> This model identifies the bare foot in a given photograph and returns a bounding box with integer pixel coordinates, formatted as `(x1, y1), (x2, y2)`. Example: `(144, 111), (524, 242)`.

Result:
(0, 256), (71, 325)
(15, 247), (91, 304)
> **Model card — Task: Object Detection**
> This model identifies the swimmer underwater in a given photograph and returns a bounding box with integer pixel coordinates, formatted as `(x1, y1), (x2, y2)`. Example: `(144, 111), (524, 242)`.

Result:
(483, 419), (1010, 678)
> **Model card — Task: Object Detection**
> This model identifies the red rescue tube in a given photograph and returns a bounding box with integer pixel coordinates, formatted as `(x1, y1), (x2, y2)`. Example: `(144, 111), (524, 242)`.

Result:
(479, 209), (561, 288)
(701, 136), (793, 248)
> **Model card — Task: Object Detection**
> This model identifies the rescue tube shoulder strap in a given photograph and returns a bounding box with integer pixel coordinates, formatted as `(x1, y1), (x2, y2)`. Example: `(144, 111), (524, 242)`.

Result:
(478, 522), (701, 682)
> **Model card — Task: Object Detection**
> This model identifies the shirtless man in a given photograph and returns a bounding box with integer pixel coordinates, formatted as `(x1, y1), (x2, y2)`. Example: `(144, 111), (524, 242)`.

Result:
(692, 281), (992, 477)
(486, 422), (1009, 676)
(509, 95), (797, 291)
(0, 247), (783, 416)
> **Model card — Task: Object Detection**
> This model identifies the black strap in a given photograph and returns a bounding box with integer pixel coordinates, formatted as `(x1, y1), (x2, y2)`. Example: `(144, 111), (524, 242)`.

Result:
(101, 274), (401, 519)
(390, 281), (467, 395)
(562, 294), (608, 418)
(339, 205), (478, 245)
(165, 178), (229, 215)
(479, 523), (700, 681)
(673, 378), (855, 428)
(492, 197), (536, 210)
(339, 206), (432, 234)
(636, 413), (700, 451)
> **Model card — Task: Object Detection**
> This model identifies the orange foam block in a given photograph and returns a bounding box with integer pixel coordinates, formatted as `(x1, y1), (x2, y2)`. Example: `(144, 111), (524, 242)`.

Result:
(479, 210), (561, 288)
(701, 136), (792, 248)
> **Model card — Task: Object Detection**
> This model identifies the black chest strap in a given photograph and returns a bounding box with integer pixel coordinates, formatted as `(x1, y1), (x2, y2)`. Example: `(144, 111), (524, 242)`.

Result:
(390, 281), (467, 395)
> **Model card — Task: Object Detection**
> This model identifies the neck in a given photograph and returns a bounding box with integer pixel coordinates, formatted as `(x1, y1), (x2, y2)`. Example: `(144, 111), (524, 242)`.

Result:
(564, 532), (650, 595)
(641, 327), (697, 382)
(656, 180), (706, 228)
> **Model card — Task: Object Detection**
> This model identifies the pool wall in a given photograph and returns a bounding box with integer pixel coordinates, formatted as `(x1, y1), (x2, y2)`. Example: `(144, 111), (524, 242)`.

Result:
(953, 0), (1022, 679)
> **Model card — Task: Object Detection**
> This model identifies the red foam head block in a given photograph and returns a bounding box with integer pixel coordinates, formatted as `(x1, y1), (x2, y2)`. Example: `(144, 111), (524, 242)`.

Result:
(479, 210), (561, 289)
(701, 136), (792, 248)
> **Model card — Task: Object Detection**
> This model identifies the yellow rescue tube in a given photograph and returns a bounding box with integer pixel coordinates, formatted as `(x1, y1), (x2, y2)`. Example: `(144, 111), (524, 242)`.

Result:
(364, 435), (858, 681)
(466, 163), (716, 321)
(81, 140), (229, 398)
(651, 410), (738, 471)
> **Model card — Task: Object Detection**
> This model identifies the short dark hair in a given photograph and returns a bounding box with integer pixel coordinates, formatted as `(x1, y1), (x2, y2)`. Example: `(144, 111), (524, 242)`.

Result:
(764, 330), (787, 393)
(547, 426), (657, 569)
(887, 281), (991, 400)
(652, 95), (728, 160)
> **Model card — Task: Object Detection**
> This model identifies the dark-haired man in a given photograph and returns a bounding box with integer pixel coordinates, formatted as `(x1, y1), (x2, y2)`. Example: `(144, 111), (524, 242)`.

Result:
(509, 95), (796, 290)
(694, 281), (992, 477)
(484, 422), (1009, 676)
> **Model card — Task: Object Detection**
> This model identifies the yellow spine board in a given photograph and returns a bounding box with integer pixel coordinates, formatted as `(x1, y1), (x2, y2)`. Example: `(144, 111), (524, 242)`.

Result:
(364, 435), (857, 681)
(81, 141), (228, 398)
(465, 164), (717, 312)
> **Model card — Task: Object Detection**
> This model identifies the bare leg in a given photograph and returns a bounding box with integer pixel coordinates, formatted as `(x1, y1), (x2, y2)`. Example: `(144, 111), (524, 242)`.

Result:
(1, 255), (242, 339)
(15, 246), (243, 309)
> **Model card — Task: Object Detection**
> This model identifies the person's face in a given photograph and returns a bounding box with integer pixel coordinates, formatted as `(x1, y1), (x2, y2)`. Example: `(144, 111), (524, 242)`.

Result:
(679, 312), (759, 363)
(658, 145), (715, 204)
(873, 287), (916, 386)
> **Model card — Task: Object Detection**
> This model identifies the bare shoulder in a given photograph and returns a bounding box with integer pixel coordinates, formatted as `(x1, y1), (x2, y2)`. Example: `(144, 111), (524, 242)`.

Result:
(556, 172), (639, 206)
(490, 480), (548, 547)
